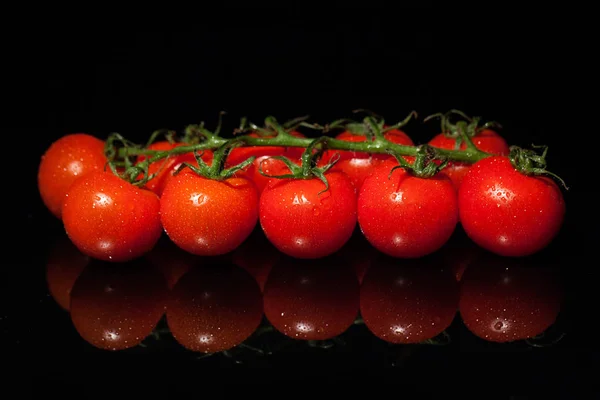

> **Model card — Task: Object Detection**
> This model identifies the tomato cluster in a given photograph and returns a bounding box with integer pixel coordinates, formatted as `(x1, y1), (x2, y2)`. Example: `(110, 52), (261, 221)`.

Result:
(37, 114), (566, 263)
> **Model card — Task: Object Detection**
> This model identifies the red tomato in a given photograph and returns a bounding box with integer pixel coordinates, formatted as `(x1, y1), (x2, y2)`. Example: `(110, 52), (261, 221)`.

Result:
(45, 234), (90, 311)
(323, 129), (414, 193)
(459, 254), (563, 342)
(160, 168), (259, 256)
(357, 159), (458, 258)
(428, 129), (510, 190)
(69, 259), (167, 351)
(259, 171), (357, 259)
(38, 133), (107, 219)
(263, 255), (359, 340)
(231, 227), (281, 292)
(167, 263), (263, 353)
(458, 156), (565, 257)
(138, 141), (214, 197)
(226, 131), (306, 194)
(360, 256), (458, 344)
(62, 171), (162, 262)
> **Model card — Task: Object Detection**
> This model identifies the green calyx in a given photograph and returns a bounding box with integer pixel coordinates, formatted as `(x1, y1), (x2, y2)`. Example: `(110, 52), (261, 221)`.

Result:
(509, 145), (569, 190)
(388, 144), (449, 179)
(319, 110), (418, 142)
(258, 136), (340, 195)
(424, 109), (502, 150)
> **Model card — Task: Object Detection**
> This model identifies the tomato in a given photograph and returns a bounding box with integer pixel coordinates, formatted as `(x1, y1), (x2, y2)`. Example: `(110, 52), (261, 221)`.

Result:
(138, 141), (214, 197)
(458, 156), (565, 257)
(160, 168), (259, 256)
(62, 171), (162, 262)
(263, 255), (359, 341)
(231, 227), (281, 292)
(323, 129), (414, 193)
(259, 171), (357, 259)
(226, 131), (306, 195)
(357, 159), (458, 258)
(45, 234), (90, 311)
(459, 253), (563, 342)
(38, 133), (108, 219)
(69, 258), (167, 351)
(429, 129), (510, 190)
(167, 262), (263, 353)
(360, 255), (458, 344)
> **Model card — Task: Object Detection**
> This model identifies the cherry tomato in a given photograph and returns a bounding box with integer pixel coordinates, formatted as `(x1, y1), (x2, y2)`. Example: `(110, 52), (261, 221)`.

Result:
(62, 171), (162, 262)
(458, 156), (565, 257)
(360, 255), (458, 344)
(459, 253), (563, 342)
(226, 131), (306, 195)
(259, 171), (357, 259)
(45, 234), (90, 311)
(358, 159), (458, 258)
(231, 227), (281, 292)
(324, 129), (414, 193)
(38, 133), (107, 219)
(263, 255), (359, 340)
(429, 129), (510, 190)
(167, 262), (263, 353)
(160, 168), (259, 256)
(69, 258), (167, 351)
(138, 141), (214, 197)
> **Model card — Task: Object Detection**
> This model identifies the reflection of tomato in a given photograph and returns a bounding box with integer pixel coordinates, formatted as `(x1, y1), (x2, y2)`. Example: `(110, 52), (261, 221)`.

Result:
(336, 228), (378, 284)
(144, 235), (196, 289)
(263, 255), (359, 340)
(167, 263), (263, 353)
(45, 234), (90, 311)
(62, 171), (163, 262)
(429, 129), (510, 190)
(38, 133), (107, 219)
(231, 227), (281, 292)
(436, 227), (483, 281)
(459, 254), (563, 343)
(160, 168), (259, 256)
(138, 141), (214, 197)
(260, 171), (357, 259)
(69, 259), (167, 350)
(360, 256), (458, 343)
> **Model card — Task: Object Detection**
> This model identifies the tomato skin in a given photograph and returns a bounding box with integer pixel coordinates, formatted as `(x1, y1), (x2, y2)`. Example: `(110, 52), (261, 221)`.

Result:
(160, 168), (259, 256)
(139, 141), (214, 197)
(458, 156), (565, 257)
(69, 259), (167, 351)
(167, 262), (263, 353)
(428, 129), (510, 189)
(38, 133), (108, 219)
(459, 254), (562, 342)
(62, 171), (162, 262)
(323, 129), (414, 193)
(360, 256), (458, 344)
(263, 255), (359, 341)
(45, 234), (90, 311)
(358, 159), (458, 258)
(259, 171), (357, 259)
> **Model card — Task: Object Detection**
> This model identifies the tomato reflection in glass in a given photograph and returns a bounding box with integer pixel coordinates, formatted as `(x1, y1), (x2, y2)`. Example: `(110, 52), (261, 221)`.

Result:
(360, 255), (459, 344)
(263, 255), (360, 341)
(231, 227), (281, 292)
(166, 262), (263, 354)
(45, 234), (90, 311)
(459, 252), (563, 343)
(69, 258), (167, 351)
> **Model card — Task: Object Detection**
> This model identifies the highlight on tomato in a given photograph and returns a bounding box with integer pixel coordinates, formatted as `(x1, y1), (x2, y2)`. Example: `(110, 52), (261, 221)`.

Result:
(38, 133), (108, 219)
(357, 148), (458, 258)
(62, 170), (163, 262)
(458, 148), (566, 257)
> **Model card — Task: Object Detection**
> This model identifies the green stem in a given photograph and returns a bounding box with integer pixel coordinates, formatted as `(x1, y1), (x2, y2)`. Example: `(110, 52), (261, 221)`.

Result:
(117, 131), (490, 167)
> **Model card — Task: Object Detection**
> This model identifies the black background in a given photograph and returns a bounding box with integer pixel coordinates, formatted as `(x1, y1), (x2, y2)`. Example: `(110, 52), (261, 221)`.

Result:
(5, 6), (597, 396)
